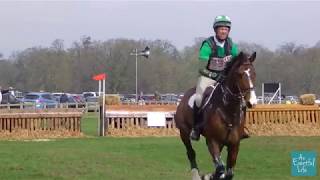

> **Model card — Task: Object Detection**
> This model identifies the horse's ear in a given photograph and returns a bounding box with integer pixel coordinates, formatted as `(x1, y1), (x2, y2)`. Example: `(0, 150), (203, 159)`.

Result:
(238, 51), (246, 64)
(238, 51), (244, 59)
(249, 52), (256, 62)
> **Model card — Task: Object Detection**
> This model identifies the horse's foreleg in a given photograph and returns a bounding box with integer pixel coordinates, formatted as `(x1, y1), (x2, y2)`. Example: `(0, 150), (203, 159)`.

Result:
(225, 143), (240, 180)
(206, 138), (225, 179)
(180, 130), (198, 170)
(180, 130), (201, 180)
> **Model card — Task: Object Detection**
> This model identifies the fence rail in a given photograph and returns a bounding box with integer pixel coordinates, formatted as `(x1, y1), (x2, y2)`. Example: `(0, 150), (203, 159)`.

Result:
(120, 100), (179, 105)
(0, 102), (99, 112)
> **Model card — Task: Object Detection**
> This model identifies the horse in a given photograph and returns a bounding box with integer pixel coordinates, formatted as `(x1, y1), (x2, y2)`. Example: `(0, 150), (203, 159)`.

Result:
(175, 51), (257, 180)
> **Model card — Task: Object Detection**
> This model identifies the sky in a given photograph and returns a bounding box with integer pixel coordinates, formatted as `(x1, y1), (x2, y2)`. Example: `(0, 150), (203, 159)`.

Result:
(0, 0), (319, 57)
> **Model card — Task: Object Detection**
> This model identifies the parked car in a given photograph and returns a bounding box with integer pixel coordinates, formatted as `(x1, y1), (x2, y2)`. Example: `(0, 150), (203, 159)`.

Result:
(55, 93), (84, 108)
(72, 94), (86, 103)
(66, 94), (86, 108)
(284, 96), (299, 104)
(121, 94), (136, 103)
(161, 94), (179, 103)
(86, 96), (99, 112)
(257, 96), (264, 104)
(52, 92), (64, 102)
(83, 92), (99, 100)
(22, 92), (58, 108)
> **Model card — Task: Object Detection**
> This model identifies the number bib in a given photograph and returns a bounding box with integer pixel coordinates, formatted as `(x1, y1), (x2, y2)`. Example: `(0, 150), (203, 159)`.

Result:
(208, 55), (232, 71)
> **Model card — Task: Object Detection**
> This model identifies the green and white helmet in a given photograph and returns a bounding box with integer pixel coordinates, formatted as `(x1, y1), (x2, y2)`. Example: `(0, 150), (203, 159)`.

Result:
(213, 15), (232, 29)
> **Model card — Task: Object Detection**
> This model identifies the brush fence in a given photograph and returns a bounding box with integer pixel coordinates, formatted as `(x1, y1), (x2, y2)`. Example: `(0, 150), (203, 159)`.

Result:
(105, 105), (320, 136)
(0, 109), (83, 138)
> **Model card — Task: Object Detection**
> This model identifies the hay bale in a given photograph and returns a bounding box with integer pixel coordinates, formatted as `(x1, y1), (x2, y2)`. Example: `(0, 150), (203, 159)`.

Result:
(299, 94), (316, 105)
(105, 95), (121, 105)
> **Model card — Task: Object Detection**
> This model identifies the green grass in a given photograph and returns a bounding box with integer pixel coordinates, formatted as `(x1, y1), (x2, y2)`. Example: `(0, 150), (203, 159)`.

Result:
(0, 113), (319, 180)
(81, 112), (99, 137)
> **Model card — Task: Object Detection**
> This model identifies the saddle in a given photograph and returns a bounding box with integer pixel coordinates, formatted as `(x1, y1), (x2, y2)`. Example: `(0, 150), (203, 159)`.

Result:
(188, 84), (219, 110)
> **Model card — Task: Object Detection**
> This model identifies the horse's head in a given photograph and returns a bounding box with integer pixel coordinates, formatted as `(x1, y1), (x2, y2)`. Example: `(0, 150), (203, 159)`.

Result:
(225, 51), (257, 108)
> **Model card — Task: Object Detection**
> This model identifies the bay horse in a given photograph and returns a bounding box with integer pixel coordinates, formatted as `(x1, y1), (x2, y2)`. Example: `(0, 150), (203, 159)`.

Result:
(175, 52), (257, 180)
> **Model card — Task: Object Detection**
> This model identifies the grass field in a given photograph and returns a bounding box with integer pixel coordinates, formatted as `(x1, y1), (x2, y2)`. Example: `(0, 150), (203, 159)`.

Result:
(0, 113), (319, 180)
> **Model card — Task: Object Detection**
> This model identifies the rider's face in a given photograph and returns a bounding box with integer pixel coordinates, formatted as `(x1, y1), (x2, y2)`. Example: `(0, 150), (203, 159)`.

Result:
(215, 26), (230, 41)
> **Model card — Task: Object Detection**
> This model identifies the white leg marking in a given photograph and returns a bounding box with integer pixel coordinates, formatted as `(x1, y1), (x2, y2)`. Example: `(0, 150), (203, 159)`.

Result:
(191, 168), (201, 180)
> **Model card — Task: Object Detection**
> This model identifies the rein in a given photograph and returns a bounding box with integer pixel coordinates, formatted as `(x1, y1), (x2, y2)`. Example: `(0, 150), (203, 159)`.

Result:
(220, 78), (255, 143)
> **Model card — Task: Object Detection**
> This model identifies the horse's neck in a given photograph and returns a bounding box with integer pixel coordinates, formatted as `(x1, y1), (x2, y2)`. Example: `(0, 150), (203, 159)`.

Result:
(220, 79), (242, 120)
(224, 78), (241, 102)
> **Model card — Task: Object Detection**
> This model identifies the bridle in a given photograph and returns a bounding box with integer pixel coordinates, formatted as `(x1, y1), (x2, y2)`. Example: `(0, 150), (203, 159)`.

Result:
(224, 62), (255, 99)
(220, 63), (256, 131)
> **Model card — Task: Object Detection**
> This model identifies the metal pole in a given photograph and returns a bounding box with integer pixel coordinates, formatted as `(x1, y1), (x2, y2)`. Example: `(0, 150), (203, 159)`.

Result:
(102, 79), (106, 136)
(135, 49), (138, 104)
(98, 80), (101, 136)
(279, 83), (282, 104)
(262, 83), (264, 104)
(98, 80), (101, 96)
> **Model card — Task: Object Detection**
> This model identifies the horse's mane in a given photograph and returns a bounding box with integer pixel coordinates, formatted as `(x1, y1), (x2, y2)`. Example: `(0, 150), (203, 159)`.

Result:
(224, 52), (245, 79)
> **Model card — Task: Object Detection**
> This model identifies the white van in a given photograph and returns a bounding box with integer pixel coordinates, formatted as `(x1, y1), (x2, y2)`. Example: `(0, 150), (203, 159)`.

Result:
(82, 92), (99, 99)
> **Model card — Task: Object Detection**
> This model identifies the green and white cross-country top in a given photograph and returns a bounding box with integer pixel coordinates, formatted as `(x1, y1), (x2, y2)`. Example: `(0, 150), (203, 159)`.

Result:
(198, 36), (239, 80)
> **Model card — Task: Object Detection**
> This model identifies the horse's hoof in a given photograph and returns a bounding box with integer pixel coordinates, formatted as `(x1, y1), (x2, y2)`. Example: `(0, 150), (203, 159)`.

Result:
(219, 173), (226, 179)
(201, 173), (212, 180)
(191, 168), (201, 180)
(240, 133), (250, 140)
(224, 168), (234, 180)
(211, 172), (225, 180)
(224, 173), (234, 180)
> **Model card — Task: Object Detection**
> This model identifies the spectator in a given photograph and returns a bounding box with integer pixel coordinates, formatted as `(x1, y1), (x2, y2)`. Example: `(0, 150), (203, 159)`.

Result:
(60, 94), (68, 103)
(9, 87), (15, 97)
(0, 87), (10, 104)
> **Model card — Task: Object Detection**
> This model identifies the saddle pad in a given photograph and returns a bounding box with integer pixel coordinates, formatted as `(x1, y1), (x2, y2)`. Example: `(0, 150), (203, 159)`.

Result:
(188, 94), (196, 109)
(188, 84), (218, 109)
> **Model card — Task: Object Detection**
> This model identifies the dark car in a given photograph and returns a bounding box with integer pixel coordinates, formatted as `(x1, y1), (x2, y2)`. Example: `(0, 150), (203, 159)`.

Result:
(121, 94), (136, 103)
(22, 92), (58, 109)
(67, 94), (86, 108)
(72, 94), (86, 104)
(57, 93), (86, 108)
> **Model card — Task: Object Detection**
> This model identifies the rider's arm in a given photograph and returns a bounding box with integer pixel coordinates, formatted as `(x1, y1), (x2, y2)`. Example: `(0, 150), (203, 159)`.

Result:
(231, 43), (239, 57)
(198, 42), (212, 61)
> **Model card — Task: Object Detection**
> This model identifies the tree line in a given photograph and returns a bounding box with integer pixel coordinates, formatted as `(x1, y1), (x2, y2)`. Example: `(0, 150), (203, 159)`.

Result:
(0, 36), (319, 96)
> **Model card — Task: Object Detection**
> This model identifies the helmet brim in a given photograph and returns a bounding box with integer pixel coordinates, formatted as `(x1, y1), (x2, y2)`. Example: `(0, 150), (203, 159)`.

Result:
(213, 22), (231, 29)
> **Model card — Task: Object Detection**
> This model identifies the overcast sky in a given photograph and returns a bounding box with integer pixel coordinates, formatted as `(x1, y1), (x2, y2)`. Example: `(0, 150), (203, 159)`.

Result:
(0, 1), (319, 57)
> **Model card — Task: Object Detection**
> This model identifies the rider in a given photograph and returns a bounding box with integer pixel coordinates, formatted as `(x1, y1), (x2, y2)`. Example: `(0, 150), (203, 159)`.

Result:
(190, 15), (239, 141)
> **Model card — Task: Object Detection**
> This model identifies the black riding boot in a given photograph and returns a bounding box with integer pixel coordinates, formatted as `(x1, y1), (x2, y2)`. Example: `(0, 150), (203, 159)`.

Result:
(190, 104), (201, 141)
